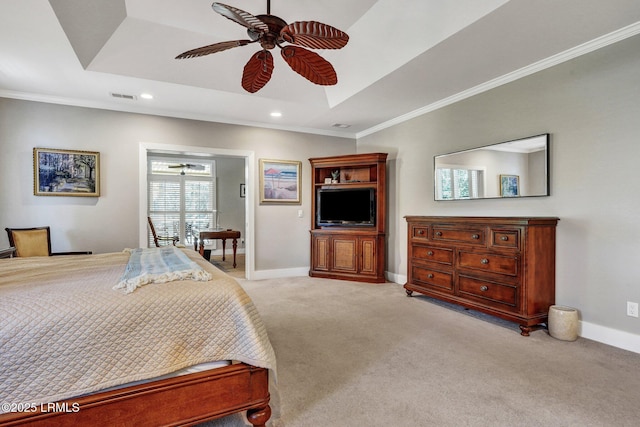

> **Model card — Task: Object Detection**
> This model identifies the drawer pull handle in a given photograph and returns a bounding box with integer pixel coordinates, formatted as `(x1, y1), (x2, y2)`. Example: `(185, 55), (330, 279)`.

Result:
(427, 251), (434, 256)
(501, 236), (508, 241)
(480, 258), (489, 264)
(428, 274), (434, 279)
(472, 234), (480, 239)
(435, 231), (442, 237)
(418, 230), (425, 235)
(480, 285), (489, 292)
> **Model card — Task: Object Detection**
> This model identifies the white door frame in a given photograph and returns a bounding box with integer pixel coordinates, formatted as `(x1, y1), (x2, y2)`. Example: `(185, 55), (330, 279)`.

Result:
(139, 142), (256, 280)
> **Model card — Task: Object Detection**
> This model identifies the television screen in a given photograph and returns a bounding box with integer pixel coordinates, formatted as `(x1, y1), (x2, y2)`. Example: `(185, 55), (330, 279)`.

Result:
(317, 188), (375, 226)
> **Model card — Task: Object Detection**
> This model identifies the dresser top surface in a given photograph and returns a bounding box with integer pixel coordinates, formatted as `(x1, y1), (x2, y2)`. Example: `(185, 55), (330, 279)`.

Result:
(405, 216), (559, 225)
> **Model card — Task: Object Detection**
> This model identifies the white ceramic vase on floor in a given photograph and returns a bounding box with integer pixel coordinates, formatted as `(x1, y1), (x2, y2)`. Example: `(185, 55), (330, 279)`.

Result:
(548, 305), (579, 341)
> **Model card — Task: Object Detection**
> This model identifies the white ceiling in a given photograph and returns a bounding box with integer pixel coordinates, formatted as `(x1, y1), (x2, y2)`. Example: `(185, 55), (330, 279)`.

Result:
(1, 0), (640, 138)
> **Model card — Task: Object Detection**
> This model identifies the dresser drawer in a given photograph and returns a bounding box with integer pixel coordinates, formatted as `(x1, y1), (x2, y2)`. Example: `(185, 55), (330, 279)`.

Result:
(431, 225), (485, 246)
(412, 245), (453, 266)
(458, 251), (519, 277)
(458, 275), (518, 310)
(412, 265), (453, 292)
(411, 225), (429, 240)
(490, 228), (521, 250)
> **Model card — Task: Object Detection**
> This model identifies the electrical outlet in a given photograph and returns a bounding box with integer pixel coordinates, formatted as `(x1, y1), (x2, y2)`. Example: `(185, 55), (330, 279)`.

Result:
(627, 301), (639, 318)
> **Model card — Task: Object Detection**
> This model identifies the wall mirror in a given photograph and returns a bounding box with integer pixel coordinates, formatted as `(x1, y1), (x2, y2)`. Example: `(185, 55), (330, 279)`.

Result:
(434, 134), (549, 200)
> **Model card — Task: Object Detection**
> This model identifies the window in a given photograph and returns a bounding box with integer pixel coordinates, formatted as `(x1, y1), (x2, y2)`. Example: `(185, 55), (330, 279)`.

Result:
(435, 167), (484, 200)
(147, 157), (216, 246)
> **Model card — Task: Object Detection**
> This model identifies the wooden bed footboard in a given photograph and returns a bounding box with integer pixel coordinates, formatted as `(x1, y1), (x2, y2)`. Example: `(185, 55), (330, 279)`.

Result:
(0, 363), (270, 427)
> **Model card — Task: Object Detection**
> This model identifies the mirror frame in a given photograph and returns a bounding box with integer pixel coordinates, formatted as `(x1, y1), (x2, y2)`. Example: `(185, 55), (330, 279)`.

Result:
(434, 134), (550, 201)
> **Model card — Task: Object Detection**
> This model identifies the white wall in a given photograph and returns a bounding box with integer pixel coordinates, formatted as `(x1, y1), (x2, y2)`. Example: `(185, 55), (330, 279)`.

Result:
(0, 99), (356, 273)
(358, 33), (640, 351)
(214, 156), (246, 250)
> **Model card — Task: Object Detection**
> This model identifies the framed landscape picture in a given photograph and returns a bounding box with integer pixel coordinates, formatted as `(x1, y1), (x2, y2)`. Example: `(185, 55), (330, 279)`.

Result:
(500, 174), (519, 197)
(259, 159), (301, 204)
(33, 148), (100, 197)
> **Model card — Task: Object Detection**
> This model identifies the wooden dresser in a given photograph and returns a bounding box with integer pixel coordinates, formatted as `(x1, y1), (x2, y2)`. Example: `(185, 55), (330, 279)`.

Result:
(404, 216), (559, 336)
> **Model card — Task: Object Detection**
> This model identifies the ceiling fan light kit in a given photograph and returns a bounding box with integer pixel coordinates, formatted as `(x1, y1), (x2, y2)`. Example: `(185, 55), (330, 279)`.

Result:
(176, 1), (349, 93)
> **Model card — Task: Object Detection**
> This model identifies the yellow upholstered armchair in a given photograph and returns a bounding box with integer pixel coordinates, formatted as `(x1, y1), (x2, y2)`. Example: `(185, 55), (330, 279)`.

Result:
(5, 227), (92, 257)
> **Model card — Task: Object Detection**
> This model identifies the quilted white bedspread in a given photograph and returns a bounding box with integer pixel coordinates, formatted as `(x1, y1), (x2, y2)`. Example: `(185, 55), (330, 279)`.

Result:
(0, 249), (276, 410)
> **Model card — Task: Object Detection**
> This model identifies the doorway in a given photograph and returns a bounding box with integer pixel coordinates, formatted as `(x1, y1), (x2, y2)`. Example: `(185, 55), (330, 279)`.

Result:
(139, 142), (256, 280)
(147, 155), (217, 246)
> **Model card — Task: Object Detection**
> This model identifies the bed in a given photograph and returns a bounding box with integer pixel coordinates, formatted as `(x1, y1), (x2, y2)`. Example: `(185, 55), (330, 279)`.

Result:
(0, 248), (276, 427)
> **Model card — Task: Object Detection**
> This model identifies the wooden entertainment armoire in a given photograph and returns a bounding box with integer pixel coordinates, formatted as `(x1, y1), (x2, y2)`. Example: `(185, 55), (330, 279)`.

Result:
(309, 153), (387, 283)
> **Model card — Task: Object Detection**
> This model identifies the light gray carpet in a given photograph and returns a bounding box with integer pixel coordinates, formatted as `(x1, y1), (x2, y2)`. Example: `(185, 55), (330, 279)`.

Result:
(214, 276), (640, 426)
(209, 254), (245, 279)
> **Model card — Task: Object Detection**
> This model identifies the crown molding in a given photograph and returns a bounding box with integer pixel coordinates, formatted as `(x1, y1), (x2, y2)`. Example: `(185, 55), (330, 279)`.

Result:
(0, 90), (357, 140)
(357, 21), (640, 139)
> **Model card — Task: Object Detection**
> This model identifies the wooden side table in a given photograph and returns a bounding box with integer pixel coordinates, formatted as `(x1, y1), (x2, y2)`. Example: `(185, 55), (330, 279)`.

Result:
(193, 229), (241, 268)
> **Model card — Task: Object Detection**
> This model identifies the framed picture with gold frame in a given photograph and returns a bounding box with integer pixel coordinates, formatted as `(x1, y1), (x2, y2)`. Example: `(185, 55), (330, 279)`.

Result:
(33, 148), (100, 197)
(259, 159), (301, 204)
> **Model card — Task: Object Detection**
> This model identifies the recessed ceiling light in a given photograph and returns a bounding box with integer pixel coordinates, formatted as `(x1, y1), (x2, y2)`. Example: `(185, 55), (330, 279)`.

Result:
(140, 93), (154, 100)
(270, 112), (282, 117)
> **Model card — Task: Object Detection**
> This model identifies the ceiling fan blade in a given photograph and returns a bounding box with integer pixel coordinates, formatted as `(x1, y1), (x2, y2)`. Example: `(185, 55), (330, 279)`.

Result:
(176, 40), (252, 59)
(168, 163), (205, 170)
(185, 164), (205, 170)
(242, 50), (274, 93)
(281, 21), (349, 50)
(212, 2), (269, 33)
(281, 46), (337, 86)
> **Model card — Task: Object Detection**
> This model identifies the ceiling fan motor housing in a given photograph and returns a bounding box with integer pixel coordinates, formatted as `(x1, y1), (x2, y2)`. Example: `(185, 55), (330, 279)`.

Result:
(249, 14), (287, 49)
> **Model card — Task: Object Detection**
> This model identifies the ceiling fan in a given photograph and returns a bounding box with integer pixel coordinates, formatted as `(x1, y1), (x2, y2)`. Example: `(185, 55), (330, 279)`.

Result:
(168, 163), (206, 175)
(175, 1), (349, 93)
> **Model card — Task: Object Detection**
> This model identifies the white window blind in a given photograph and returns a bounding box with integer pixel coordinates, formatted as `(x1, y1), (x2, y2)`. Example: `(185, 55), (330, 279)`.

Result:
(147, 157), (216, 247)
(436, 167), (483, 200)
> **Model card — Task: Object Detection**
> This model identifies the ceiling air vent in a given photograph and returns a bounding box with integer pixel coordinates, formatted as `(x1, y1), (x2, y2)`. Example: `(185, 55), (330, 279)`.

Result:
(110, 92), (137, 100)
(332, 123), (351, 128)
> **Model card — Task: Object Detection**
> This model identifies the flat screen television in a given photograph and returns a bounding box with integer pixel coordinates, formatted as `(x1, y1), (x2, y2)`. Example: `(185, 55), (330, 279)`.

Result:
(317, 188), (375, 226)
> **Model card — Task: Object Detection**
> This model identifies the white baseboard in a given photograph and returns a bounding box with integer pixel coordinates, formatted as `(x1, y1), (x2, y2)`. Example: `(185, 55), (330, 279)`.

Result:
(386, 272), (640, 354)
(207, 248), (245, 256)
(253, 269), (409, 282)
(386, 271), (407, 285)
(579, 321), (640, 354)
(251, 267), (309, 280)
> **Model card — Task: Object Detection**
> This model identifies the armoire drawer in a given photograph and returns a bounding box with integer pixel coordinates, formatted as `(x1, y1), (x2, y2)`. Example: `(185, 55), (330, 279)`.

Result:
(412, 245), (453, 265)
(458, 275), (518, 311)
(431, 225), (485, 246)
(458, 251), (519, 277)
(412, 265), (453, 292)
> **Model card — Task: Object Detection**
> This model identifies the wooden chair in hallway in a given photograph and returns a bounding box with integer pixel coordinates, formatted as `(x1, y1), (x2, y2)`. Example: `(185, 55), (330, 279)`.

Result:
(147, 217), (179, 247)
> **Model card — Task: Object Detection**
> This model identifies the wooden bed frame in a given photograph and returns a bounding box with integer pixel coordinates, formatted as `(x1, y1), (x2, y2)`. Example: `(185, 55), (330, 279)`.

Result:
(0, 363), (270, 427)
